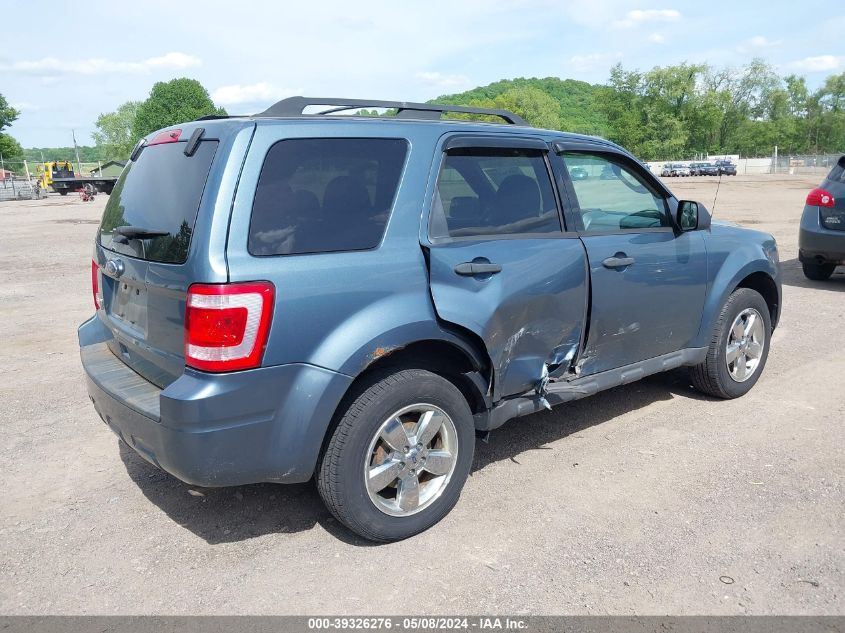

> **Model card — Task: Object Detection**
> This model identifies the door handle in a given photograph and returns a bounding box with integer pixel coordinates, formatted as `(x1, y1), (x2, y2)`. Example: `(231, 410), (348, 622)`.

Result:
(602, 255), (635, 269)
(454, 262), (503, 276)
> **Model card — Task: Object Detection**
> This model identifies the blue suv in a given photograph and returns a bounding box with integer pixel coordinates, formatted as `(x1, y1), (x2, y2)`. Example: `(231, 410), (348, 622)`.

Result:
(79, 97), (781, 541)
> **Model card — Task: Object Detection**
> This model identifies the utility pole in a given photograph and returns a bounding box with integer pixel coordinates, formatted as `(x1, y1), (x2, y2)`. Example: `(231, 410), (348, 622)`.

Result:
(773, 145), (778, 174)
(72, 129), (82, 176)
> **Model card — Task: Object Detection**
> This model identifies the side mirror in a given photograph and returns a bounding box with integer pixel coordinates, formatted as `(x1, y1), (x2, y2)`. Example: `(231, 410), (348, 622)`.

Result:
(676, 200), (710, 231)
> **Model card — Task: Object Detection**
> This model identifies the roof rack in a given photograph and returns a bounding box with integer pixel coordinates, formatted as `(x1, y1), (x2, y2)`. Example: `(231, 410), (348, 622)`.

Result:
(254, 96), (529, 126)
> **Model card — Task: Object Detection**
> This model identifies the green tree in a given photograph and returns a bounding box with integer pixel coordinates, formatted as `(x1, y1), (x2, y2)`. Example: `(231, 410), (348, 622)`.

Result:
(0, 133), (23, 164)
(812, 71), (845, 153)
(93, 101), (141, 159)
(132, 78), (225, 139)
(0, 93), (23, 164)
(491, 87), (562, 130)
(434, 77), (608, 135)
(23, 146), (101, 162)
(0, 93), (19, 132)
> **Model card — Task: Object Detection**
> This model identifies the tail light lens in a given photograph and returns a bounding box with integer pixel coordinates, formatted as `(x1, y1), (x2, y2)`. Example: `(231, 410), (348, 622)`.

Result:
(184, 281), (274, 372)
(148, 128), (182, 146)
(91, 260), (101, 309)
(807, 188), (835, 207)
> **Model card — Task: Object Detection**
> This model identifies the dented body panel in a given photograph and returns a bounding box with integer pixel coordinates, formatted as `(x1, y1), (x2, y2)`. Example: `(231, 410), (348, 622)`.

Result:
(576, 230), (707, 375)
(427, 236), (588, 400)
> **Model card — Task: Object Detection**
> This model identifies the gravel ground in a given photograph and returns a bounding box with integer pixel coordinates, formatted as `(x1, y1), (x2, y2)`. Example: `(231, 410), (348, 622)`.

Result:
(1, 175), (842, 615)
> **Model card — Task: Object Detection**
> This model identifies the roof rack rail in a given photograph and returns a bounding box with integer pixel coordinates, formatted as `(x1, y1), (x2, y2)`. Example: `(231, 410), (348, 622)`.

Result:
(254, 96), (529, 126)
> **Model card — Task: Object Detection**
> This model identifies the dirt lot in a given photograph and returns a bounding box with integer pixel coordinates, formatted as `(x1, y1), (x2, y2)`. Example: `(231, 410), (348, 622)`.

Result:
(1, 175), (843, 615)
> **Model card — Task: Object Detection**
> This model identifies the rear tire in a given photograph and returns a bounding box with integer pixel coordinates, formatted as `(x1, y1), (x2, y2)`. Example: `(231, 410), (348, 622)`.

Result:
(802, 261), (836, 281)
(689, 288), (771, 399)
(317, 369), (475, 542)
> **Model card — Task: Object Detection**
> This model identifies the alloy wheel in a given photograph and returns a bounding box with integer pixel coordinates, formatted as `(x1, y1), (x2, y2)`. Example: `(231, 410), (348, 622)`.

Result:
(725, 307), (765, 382)
(364, 404), (459, 517)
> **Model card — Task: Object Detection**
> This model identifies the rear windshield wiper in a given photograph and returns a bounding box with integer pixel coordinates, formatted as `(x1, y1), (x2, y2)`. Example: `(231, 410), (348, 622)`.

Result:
(112, 226), (169, 239)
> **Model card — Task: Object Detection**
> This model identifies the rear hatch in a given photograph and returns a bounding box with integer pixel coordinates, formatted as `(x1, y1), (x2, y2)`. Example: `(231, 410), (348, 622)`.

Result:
(94, 124), (241, 387)
(819, 156), (845, 231)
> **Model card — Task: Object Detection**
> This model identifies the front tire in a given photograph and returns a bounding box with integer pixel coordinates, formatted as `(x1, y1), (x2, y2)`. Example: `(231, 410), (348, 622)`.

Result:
(690, 288), (771, 399)
(802, 261), (835, 281)
(317, 369), (475, 542)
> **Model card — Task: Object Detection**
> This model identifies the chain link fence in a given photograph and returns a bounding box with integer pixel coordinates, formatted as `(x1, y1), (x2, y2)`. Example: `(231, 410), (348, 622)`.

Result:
(772, 153), (841, 176)
(0, 177), (41, 201)
(648, 153), (843, 177)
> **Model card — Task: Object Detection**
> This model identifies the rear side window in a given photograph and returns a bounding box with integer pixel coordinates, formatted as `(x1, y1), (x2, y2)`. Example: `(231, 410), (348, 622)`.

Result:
(99, 140), (218, 264)
(827, 156), (845, 183)
(248, 138), (408, 256)
(431, 148), (561, 238)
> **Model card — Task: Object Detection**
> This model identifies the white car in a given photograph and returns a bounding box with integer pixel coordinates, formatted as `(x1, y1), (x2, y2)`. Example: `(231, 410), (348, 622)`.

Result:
(661, 163), (691, 177)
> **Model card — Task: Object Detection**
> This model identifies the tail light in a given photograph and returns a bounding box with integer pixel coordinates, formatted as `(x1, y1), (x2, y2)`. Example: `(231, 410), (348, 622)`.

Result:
(91, 260), (101, 309)
(184, 282), (274, 372)
(807, 188), (835, 208)
(148, 128), (182, 146)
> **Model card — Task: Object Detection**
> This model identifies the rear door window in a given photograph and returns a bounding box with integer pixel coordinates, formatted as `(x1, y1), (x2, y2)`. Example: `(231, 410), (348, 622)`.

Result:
(248, 138), (408, 256)
(98, 140), (218, 264)
(430, 148), (561, 238)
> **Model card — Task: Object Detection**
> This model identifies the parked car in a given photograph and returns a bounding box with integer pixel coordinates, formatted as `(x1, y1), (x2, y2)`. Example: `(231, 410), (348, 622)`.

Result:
(661, 162), (691, 177)
(715, 160), (737, 176)
(569, 166), (588, 180)
(689, 162), (718, 176)
(79, 97), (781, 542)
(799, 155), (845, 280)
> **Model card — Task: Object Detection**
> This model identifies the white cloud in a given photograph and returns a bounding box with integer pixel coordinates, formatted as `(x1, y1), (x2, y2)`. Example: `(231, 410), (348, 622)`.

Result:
(10, 101), (40, 112)
(648, 33), (666, 44)
(736, 35), (782, 53)
(143, 52), (202, 69)
(784, 55), (844, 72)
(414, 71), (472, 90)
(0, 52), (200, 77)
(749, 35), (779, 48)
(569, 51), (624, 71)
(612, 8), (681, 29)
(211, 82), (301, 106)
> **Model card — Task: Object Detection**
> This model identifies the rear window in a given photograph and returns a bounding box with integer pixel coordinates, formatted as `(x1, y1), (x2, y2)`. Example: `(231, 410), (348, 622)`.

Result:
(248, 138), (408, 256)
(98, 140), (218, 264)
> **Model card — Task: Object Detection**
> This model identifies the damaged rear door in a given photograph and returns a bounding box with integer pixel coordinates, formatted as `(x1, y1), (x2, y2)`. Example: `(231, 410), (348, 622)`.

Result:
(424, 135), (588, 401)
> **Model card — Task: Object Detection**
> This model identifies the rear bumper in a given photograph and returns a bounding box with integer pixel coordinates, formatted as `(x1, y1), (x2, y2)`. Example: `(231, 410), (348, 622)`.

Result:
(79, 317), (353, 486)
(799, 206), (845, 265)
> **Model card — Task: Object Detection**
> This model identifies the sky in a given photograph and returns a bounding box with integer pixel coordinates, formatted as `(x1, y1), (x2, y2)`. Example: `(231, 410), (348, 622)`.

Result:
(2, 0), (843, 148)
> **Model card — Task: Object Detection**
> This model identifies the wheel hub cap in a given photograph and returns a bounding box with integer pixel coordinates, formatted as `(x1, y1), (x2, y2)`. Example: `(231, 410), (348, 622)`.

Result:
(364, 404), (459, 517)
(725, 307), (765, 383)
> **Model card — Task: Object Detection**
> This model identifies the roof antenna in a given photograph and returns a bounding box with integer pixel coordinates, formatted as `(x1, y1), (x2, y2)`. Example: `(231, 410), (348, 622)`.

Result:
(711, 164), (723, 217)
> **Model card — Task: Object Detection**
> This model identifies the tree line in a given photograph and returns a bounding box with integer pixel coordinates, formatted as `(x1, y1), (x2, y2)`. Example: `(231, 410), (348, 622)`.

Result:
(436, 59), (845, 160)
(2, 58), (843, 168)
